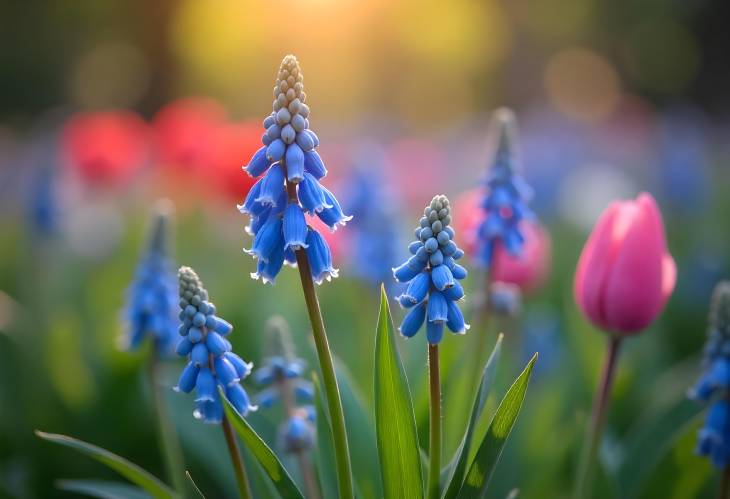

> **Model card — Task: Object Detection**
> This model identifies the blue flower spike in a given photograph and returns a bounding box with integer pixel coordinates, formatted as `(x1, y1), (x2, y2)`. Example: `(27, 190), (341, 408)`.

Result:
(477, 108), (535, 269)
(175, 266), (256, 424)
(690, 281), (730, 468)
(394, 195), (469, 344)
(254, 316), (315, 454)
(239, 54), (350, 285)
(122, 200), (179, 356)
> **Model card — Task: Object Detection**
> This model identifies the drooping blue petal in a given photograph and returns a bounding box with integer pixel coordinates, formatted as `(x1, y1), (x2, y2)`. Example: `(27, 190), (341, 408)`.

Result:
(426, 320), (444, 344)
(246, 146), (272, 177)
(175, 362), (199, 393)
(191, 342), (209, 366)
(428, 291), (448, 323)
(214, 357), (240, 386)
(247, 217), (283, 263)
(194, 368), (216, 402)
(285, 143), (305, 183)
(227, 383), (255, 416)
(224, 352), (252, 378)
(206, 331), (228, 356)
(398, 271), (430, 306)
(255, 164), (285, 206)
(298, 173), (332, 214)
(431, 264), (454, 291)
(283, 203), (309, 250)
(305, 229), (338, 284)
(446, 299), (468, 334)
(316, 185), (352, 230)
(400, 301), (427, 338)
(443, 281), (465, 301)
(266, 138), (286, 161)
(304, 150), (327, 179)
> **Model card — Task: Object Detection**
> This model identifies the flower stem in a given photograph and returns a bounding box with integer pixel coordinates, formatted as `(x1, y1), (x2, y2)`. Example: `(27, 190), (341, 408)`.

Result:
(428, 343), (442, 499)
(718, 465), (730, 499)
(293, 249), (354, 499)
(147, 349), (187, 497)
(222, 415), (253, 499)
(573, 336), (622, 499)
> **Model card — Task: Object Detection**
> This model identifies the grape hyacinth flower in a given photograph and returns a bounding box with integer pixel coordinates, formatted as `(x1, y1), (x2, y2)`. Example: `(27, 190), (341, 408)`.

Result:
(394, 195), (468, 344)
(174, 266), (255, 424)
(690, 281), (730, 469)
(239, 54), (351, 285)
(239, 54), (354, 498)
(476, 108), (535, 269)
(122, 203), (179, 355)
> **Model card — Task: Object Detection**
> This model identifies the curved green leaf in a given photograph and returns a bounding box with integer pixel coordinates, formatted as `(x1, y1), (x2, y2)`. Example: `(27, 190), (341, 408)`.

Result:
(374, 286), (424, 499)
(456, 353), (537, 499)
(185, 471), (206, 499)
(219, 391), (305, 499)
(57, 479), (150, 499)
(442, 334), (503, 499)
(36, 431), (175, 499)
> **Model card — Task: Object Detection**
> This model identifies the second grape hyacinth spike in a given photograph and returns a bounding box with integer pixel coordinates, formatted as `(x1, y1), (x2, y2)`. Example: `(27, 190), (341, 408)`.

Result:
(239, 54), (351, 285)
(394, 195), (469, 344)
(174, 266), (256, 424)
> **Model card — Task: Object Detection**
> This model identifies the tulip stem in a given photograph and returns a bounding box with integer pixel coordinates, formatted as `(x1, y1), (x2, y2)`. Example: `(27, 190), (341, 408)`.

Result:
(147, 348), (187, 497)
(428, 343), (442, 499)
(222, 415), (253, 499)
(285, 163), (354, 499)
(573, 336), (622, 499)
(718, 465), (730, 499)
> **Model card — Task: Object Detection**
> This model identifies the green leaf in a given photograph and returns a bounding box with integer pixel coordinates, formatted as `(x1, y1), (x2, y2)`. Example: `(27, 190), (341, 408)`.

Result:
(456, 353), (537, 499)
(313, 373), (339, 499)
(336, 365), (383, 499)
(36, 431), (176, 499)
(185, 471), (206, 499)
(219, 391), (305, 499)
(56, 479), (150, 499)
(374, 285), (424, 499)
(442, 333), (503, 499)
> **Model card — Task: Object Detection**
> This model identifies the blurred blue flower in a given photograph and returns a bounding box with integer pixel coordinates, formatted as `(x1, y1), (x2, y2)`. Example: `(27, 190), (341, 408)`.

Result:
(239, 55), (350, 285)
(394, 195), (468, 344)
(122, 205), (178, 355)
(174, 266), (255, 424)
(341, 149), (403, 287)
(477, 109), (534, 268)
(254, 316), (315, 454)
(690, 281), (730, 468)
(27, 164), (58, 236)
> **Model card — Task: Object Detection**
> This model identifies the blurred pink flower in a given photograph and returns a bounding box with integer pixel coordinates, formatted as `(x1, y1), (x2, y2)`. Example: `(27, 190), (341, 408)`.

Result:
(574, 192), (676, 334)
(153, 97), (227, 171)
(61, 110), (149, 186)
(454, 188), (550, 293)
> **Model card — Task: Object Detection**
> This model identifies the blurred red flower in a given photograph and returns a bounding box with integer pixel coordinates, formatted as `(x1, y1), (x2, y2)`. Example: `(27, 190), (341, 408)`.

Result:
(202, 121), (260, 202)
(61, 110), (149, 186)
(152, 97), (227, 171)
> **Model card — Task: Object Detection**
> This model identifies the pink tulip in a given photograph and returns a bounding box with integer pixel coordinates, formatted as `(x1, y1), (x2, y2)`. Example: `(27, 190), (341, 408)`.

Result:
(574, 192), (676, 334)
(454, 188), (551, 293)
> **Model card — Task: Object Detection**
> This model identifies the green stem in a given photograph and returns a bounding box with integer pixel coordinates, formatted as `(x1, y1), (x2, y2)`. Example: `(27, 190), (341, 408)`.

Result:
(147, 349), (187, 497)
(428, 343), (442, 499)
(293, 249), (354, 499)
(573, 336), (622, 499)
(718, 465), (730, 499)
(222, 415), (253, 499)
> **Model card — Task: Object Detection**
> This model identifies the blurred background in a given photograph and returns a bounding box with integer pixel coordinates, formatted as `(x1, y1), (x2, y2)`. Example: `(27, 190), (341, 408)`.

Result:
(1, 0), (728, 497)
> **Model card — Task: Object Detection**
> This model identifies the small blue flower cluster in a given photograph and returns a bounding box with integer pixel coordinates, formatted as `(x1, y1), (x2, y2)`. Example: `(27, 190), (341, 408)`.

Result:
(254, 316), (315, 454)
(240, 55), (350, 285)
(174, 266), (256, 424)
(123, 209), (178, 355)
(394, 195), (468, 344)
(342, 159), (403, 287)
(477, 108), (534, 268)
(690, 281), (730, 468)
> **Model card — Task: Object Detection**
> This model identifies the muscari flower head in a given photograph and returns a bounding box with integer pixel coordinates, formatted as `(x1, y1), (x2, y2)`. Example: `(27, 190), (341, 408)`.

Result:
(394, 195), (469, 344)
(239, 54), (351, 285)
(174, 266), (256, 424)
(122, 202), (179, 355)
(477, 108), (535, 268)
(689, 281), (730, 468)
(254, 316), (315, 453)
(341, 149), (403, 287)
